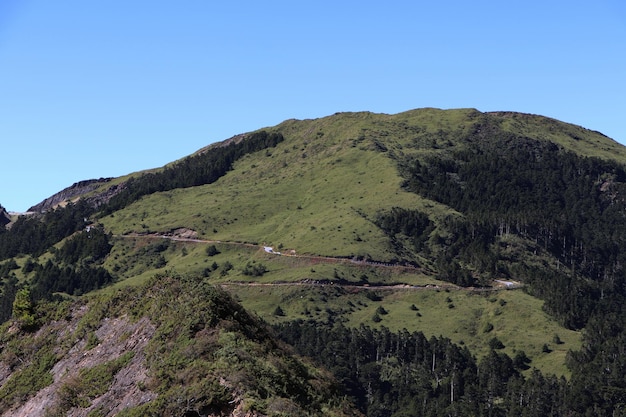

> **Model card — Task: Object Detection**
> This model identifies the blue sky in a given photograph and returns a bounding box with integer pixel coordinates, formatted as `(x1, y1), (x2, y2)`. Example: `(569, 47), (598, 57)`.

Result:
(1, 1), (625, 212)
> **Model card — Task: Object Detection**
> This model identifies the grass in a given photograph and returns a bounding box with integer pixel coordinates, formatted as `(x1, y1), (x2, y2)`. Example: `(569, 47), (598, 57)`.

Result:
(101, 108), (621, 265)
(99, 234), (580, 378)
(103, 234), (440, 287)
(100, 149), (418, 261)
(224, 282), (580, 378)
(99, 110), (471, 262)
(95, 108), (602, 379)
(55, 352), (135, 411)
(494, 111), (626, 162)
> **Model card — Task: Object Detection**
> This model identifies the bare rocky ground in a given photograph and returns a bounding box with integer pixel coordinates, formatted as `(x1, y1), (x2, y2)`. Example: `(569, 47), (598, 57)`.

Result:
(0, 303), (286, 417)
(2, 306), (157, 417)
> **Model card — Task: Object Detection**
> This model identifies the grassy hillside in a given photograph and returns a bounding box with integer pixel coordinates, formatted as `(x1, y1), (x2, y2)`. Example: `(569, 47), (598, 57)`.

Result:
(227, 283), (579, 378)
(100, 113), (431, 260)
(100, 108), (621, 259)
(93, 233), (579, 377)
(95, 108), (626, 377)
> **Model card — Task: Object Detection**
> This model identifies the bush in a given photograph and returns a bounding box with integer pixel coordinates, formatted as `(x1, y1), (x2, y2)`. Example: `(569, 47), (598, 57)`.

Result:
(57, 352), (134, 412)
(0, 348), (56, 413)
(513, 350), (531, 370)
(488, 337), (505, 350)
(365, 292), (382, 302)
(206, 245), (220, 256)
(12, 287), (37, 331)
(220, 261), (233, 277)
(242, 262), (268, 277)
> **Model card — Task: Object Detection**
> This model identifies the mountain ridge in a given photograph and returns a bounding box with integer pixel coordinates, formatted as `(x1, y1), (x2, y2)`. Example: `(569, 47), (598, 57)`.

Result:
(22, 108), (626, 214)
(27, 178), (114, 213)
(0, 273), (360, 417)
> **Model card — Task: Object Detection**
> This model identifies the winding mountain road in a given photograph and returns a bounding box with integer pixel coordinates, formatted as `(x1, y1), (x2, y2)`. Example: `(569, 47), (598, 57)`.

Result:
(116, 232), (522, 292)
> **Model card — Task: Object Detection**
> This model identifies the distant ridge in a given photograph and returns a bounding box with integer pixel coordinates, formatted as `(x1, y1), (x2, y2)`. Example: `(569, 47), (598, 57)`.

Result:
(24, 108), (626, 215)
(28, 178), (113, 212)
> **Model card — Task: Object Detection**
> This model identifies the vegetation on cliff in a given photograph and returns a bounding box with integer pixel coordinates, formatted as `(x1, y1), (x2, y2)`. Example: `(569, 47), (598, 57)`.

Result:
(0, 272), (359, 416)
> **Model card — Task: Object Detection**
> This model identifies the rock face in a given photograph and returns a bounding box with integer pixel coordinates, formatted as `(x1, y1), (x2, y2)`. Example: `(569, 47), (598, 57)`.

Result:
(0, 206), (9, 227)
(0, 275), (362, 417)
(4, 313), (157, 417)
(27, 178), (114, 212)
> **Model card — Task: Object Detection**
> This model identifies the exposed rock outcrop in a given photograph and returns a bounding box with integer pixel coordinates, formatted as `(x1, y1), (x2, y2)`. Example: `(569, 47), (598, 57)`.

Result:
(0, 275), (361, 417)
(4, 314), (156, 417)
(0, 205), (9, 227)
(28, 178), (114, 212)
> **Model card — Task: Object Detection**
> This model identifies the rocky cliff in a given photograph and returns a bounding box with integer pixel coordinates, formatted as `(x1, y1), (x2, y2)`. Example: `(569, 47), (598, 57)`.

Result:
(0, 206), (9, 227)
(28, 178), (115, 212)
(0, 273), (361, 417)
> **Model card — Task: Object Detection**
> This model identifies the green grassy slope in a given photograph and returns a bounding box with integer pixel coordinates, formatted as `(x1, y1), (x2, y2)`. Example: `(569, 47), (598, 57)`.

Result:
(99, 234), (579, 377)
(94, 107), (626, 377)
(100, 108), (621, 259)
(491, 111), (626, 161)
(99, 109), (474, 260)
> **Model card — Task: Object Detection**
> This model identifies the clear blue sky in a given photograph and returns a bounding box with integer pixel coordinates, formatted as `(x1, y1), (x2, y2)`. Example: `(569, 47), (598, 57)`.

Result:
(1, 1), (625, 212)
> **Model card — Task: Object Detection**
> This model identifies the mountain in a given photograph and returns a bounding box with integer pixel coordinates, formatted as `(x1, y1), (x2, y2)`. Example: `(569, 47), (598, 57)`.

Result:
(2, 108), (626, 416)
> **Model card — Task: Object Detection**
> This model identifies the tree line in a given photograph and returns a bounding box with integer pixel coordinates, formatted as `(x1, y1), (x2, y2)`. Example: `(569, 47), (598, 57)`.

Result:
(100, 131), (284, 215)
(0, 131), (284, 319)
(0, 130), (283, 263)
(398, 131), (626, 330)
(275, 321), (578, 417)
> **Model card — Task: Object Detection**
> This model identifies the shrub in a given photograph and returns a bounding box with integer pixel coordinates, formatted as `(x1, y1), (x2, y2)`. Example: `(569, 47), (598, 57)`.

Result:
(513, 350), (531, 370)
(57, 352), (135, 412)
(242, 262), (268, 277)
(0, 348), (56, 413)
(365, 292), (382, 302)
(488, 337), (505, 350)
(206, 245), (220, 256)
(12, 287), (37, 331)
